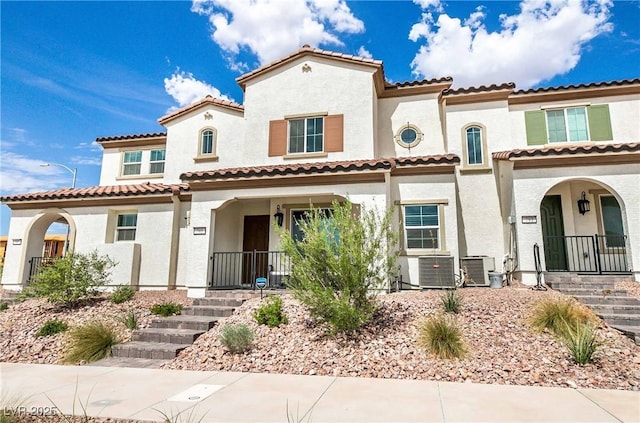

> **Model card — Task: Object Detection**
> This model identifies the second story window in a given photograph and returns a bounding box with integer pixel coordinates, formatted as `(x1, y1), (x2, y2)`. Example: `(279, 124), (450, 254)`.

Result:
(524, 104), (612, 146)
(122, 151), (142, 176)
(465, 126), (483, 165)
(288, 117), (324, 154)
(546, 107), (588, 143)
(200, 128), (216, 155)
(149, 149), (165, 174)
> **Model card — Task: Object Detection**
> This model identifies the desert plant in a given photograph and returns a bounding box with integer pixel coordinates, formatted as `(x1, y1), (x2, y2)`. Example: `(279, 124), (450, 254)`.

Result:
(63, 321), (120, 363)
(23, 250), (116, 307)
(219, 323), (254, 354)
(117, 310), (138, 330)
(36, 319), (69, 337)
(529, 298), (594, 339)
(277, 200), (398, 335)
(155, 406), (206, 423)
(109, 285), (136, 304)
(254, 295), (288, 327)
(151, 302), (183, 317)
(0, 301), (8, 311)
(563, 321), (600, 365)
(441, 289), (462, 314)
(417, 315), (466, 359)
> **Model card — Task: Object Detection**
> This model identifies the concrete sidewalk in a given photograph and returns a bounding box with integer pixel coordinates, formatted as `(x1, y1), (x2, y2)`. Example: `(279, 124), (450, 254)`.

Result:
(1, 362), (638, 422)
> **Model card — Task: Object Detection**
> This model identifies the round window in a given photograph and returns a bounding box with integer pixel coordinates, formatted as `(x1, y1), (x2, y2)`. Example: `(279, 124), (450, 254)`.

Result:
(394, 124), (423, 148)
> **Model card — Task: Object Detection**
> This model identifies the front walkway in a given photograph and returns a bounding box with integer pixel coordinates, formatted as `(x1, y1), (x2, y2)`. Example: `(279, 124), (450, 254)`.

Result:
(1, 362), (638, 422)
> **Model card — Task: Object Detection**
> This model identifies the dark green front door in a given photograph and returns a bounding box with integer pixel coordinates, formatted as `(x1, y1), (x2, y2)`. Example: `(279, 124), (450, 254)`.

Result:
(540, 195), (568, 271)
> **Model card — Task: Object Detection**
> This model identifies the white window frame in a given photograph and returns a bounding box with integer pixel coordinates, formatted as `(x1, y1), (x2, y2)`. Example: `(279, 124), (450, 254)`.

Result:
(545, 106), (590, 143)
(200, 128), (216, 156)
(464, 125), (484, 166)
(287, 116), (324, 154)
(149, 149), (165, 174)
(122, 151), (142, 176)
(394, 123), (423, 149)
(116, 213), (137, 242)
(402, 204), (441, 251)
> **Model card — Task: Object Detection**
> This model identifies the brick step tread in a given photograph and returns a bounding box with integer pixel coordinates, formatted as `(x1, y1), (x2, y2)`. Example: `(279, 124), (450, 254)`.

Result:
(192, 298), (245, 307)
(596, 312), (640, 320)
(610, 324), (640, 334)
(150, 315), (223, 330)
(572, 295), (640, 305)
(556, 289), (628, 296)
(205, 290), (262, 299)
(547, 283), (617, 289)
(182, 306), (235, 316)
(590, 304), (640, 312)
(112, 341), (191, 359)
(132, 328), (205, 344)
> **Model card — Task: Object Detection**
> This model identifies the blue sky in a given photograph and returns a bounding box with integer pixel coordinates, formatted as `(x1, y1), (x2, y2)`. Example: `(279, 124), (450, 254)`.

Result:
(1, 0), (639, 235)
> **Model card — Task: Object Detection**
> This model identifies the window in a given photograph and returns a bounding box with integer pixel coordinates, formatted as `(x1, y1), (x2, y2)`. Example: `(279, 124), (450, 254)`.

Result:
(200, 129), (216, 155)
(116, 213), (137, 241)
(465, 126), (483, 165)
(291, 209), (335, 243)
(394, 123), (423, 148)
(600, 195), (624, 247)
(404, 205), (440, 249)
(546, 107), (588, 143)
(288, 117), (323, 154)
(149, 149), (165, 174)
(122, 151), (142, 176)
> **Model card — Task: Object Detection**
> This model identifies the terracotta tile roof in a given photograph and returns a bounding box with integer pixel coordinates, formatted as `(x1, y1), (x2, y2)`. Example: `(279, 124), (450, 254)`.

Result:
(236, 45), (383, 89)
(443, 83), (515, 96)
(181, 155), (459, 181)
(96, 132), (166, 143)
(386, 77), (453, 88)
(158, 95), (244, 125)
(492, 142), (640, 160)
(2, 183), (189, 203)
(512, 78), (640, 95)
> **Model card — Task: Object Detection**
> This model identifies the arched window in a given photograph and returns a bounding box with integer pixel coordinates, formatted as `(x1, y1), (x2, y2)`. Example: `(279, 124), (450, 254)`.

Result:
(200, 128), (216, 156)
(465, 125), (484, 166)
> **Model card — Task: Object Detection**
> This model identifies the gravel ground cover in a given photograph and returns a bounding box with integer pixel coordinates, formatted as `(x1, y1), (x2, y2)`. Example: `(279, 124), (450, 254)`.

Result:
(0, 291), (191, 364)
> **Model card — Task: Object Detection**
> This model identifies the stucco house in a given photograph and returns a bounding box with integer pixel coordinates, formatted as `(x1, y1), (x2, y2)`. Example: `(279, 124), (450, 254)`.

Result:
(2, 46), (639, 297)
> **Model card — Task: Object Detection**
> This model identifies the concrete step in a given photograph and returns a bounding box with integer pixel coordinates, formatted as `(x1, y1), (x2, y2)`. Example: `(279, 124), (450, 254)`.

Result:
(589, 304), (640, 315)
(554, 288), (627, 297)
(571, 295), (640, 306)
(192, 297), (246, 307)
(88, 357), (169, 369)
(111, 341), (191, 360)
(611, 325), (640, 344)
(150, 315), (222, 331)
(596, 313), (640, 326)
(182, 305), (235, 317)
(132, 328), (204, 344)
(205, 290), (262, 299)
(546, 282), (617, 290)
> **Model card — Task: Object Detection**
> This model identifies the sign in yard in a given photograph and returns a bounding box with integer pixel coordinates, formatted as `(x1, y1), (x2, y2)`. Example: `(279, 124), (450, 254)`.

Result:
(256, 277), (267, 299)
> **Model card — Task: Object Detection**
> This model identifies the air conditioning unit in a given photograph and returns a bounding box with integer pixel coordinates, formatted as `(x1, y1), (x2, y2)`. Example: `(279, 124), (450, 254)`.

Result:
(459, 256), (495, 287)
(418, 256), (455, 288)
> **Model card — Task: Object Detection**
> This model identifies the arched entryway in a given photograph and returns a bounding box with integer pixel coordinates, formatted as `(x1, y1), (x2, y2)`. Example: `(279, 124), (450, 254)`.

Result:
(20, 209), (77, 285)
(540, 179), (630, 274)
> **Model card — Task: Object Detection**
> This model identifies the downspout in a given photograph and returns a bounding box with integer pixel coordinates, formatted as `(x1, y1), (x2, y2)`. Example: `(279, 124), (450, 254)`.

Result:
(167, 187), (182, 290)
(386, 159), (396, 293)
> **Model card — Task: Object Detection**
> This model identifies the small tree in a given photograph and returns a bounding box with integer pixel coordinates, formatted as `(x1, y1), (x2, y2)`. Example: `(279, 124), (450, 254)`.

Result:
(278, 199), (398, 335)
(26, 250), (116, 307)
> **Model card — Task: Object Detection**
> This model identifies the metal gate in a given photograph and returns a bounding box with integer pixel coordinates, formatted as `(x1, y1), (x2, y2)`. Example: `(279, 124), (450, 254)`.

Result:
(28, 256), (56, 283)
(209, 251), (290, 289)
(543, 234), (629, 274)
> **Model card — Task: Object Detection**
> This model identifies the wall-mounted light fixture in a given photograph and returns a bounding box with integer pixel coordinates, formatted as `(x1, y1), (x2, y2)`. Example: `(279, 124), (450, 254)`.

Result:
(274, 205), (284, 227)
(577, 191), (591, 215)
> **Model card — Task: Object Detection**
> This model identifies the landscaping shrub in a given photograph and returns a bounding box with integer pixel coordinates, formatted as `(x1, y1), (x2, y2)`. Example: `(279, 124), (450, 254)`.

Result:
(36, 319), (69, 337)
(417, 315), (466, 359)
(0, 301), (8, 311)
(150, 302), (183, 317)
(63, 321), (120, 363)
(529, 298), (594, 339)
(219, 323), (254, 353)
(24, 250), (116, 307)
(278, 200), (398, 335)
(117, 310), (138, 330)
(110, 285), (135, 304)
(254, 295), (287, 327)
(563, 321), (600, 365)
(441, 289), (462, 314)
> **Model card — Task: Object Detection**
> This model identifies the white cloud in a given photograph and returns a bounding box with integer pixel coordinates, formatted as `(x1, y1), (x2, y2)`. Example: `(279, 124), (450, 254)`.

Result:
(413, 0), (443, 13)
(409, 0), (613, 88)
(0, 151), (73, 195)
(191, 0), (364, 66)
(70, 156), (101, 166)
(164, 70), (232, 108)
(357, 46), (373, 59)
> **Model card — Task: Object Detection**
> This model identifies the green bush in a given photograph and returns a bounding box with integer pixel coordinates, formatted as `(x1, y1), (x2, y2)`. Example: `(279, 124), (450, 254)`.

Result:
(441, 289), (462, 314)
(254, 295), (288, 327)
(24, 250), (116, 307)
(563, 322), (600, 365)
(117, 310), (138, 330)
(36, 319), (69, 337)
(63, 321), (120, 364)
(110, 285), (136, 304)
(0, 301), (8, 311)
(150, 302), (183, 317)
(417, 315), (466, 359)
(278, 200), (398, 335)
(219, 323), (254, 354)
(529, 298), (594, 339)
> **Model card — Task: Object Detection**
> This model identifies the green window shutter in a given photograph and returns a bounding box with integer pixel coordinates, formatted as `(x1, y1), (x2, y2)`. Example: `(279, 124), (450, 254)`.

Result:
(525, 110), (547, 145)
(587, 105), (613, 141)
